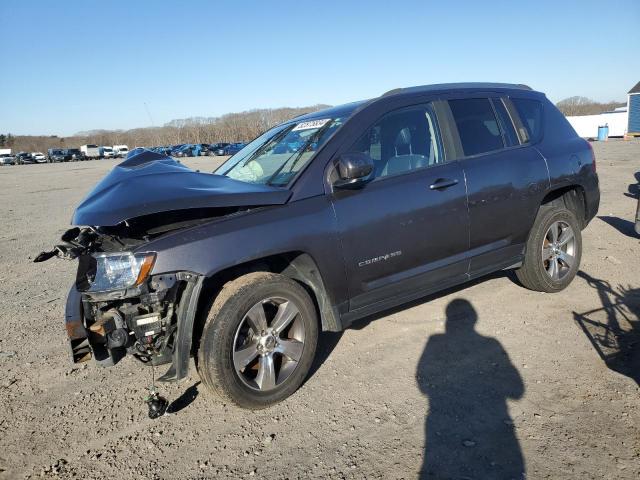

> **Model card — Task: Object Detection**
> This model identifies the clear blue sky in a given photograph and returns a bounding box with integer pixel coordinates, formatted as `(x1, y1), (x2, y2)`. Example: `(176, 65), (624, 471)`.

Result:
(1, 0), (638, 136)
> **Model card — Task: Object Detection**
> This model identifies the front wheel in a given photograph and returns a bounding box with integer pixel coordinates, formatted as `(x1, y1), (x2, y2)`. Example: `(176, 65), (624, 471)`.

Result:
(198, 272), (318, 409)
(516, 207), (582, 292)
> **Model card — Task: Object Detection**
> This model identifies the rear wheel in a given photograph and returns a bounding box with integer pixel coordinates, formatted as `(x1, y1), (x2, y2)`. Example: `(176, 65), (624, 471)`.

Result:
(516, 207), (582, 292)
(198, 272), (318, 409)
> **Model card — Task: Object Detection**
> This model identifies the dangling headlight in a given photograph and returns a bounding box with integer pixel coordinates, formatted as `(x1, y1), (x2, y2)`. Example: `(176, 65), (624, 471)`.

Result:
(85, 252), (156, 292)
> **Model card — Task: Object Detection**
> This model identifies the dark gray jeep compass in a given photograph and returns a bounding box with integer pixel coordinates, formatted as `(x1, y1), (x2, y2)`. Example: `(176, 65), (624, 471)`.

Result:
(39, 83), (599, 408)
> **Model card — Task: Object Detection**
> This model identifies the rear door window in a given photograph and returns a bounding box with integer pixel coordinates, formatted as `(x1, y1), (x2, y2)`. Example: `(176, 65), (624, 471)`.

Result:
(510, 98), (544, 143)
(491, 98), (519, 147)
(448, 98), (503, 156)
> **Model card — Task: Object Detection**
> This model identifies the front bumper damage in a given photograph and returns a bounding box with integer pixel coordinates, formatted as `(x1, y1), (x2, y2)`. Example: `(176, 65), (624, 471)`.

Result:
(37, 150), (291, 385)
(65, 270), (203, 382)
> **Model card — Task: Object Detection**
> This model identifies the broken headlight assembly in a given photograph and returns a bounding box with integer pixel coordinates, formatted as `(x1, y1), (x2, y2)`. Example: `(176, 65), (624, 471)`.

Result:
(78, 252), (156, 292)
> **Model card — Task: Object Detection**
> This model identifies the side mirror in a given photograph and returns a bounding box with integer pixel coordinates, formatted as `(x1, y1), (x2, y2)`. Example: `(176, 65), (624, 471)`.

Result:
(333, 152), (374, 189)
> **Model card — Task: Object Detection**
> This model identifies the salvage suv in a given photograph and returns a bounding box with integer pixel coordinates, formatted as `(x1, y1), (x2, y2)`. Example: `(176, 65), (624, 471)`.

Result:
(39, 83), (599, 409)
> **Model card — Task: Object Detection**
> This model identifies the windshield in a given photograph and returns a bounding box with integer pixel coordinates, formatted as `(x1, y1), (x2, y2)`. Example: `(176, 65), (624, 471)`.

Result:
(216, 117), (345, 186)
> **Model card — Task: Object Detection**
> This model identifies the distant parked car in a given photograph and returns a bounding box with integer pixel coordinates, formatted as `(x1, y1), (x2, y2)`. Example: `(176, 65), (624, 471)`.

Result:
(196, 144), (212, 156)
(0, 153), (15, 166)
(65, 148), (84, 161)
(113, 145), (129, 158)
(48, 149), (68, 162)
(32, 152), (47, 163)
(167, 144), (186, 157)
(172, 145), (189, 157)
(99, 146), (115, 159)
(80, 144), (100, 160)
(208, 142), (230, 156)
(215, 142), (246, 156)
(15, 152), (35, 164)
(153, 146), (171, 155)
(173, 143), (209, 157)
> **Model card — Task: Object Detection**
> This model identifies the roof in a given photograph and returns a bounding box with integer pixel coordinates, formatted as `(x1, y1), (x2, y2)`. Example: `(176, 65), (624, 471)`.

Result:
(628, 81), (640, 94)
(292, 82), (538, 123)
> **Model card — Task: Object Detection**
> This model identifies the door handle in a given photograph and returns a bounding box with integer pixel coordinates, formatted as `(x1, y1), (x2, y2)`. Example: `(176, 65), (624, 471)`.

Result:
(429, 178), (459, 190)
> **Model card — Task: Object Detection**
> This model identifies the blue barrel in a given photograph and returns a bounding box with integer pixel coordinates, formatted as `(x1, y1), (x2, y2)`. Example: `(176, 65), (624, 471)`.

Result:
(597, 125), (608, 141)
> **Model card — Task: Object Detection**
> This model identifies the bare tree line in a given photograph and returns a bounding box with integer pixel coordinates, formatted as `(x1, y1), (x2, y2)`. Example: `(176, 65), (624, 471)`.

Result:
(5, 97), (627, 154)
(3, 105), (330, 153)
(556, 96), (625, 116)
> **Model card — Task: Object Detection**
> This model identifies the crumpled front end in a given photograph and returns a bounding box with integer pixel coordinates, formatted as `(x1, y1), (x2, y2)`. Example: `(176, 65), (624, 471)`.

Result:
(33, 149), (293, 381)
(65, 262), (203, 382)
(53, 224), (206, 381)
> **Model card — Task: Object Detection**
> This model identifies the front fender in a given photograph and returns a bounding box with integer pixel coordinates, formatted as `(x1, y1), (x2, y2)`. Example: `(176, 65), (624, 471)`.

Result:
(141, 196), (348, 315)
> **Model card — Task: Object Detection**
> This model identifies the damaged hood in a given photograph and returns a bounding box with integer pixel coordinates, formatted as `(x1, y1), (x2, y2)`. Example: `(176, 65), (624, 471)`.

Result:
(72, 150), (291, 226)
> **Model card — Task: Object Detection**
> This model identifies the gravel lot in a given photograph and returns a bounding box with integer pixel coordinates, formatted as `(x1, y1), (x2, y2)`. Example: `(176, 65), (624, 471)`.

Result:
(0, 142), (638, 479)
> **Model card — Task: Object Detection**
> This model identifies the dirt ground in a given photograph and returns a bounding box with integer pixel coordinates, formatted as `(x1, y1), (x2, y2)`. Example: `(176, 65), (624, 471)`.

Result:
(0, 142), (638, 479)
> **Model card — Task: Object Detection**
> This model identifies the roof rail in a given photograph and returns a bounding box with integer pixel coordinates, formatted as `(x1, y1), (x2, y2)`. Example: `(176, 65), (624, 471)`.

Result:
(380, 82), (534, 98)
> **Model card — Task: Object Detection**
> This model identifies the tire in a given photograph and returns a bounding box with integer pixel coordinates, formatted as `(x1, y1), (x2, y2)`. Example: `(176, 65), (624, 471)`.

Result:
(197, 272), (318, 409)
(516, 206), (582, 292)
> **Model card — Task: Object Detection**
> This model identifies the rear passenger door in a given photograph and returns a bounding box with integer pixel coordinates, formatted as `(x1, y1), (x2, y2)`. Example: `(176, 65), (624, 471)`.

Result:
(448, 96), (549, 276)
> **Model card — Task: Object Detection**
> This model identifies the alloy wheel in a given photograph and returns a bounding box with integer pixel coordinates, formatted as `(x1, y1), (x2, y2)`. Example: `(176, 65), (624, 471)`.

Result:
(232, 297), (306, 391)
(542, 220), (576, 281)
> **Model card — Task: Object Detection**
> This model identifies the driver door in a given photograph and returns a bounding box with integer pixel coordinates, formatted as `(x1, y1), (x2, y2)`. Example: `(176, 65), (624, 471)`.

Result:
(330, 104), (470, 313)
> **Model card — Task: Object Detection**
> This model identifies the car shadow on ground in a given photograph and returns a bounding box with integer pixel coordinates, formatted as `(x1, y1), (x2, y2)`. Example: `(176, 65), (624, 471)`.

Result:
(415, 298), (526, 479)
(598, 215), (639, 238)
(573, 271), (640, 386)
(350, 270), (515, 331)
(307, 330), (344, 380)
(309, 271), (519, 386)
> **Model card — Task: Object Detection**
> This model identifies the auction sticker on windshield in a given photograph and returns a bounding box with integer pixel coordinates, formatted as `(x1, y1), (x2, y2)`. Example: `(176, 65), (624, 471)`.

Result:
(292, 118), (331, 131)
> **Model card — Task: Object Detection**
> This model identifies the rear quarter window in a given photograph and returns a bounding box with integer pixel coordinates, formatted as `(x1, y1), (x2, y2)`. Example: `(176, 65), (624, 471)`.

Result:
(511, 98), (543, 143)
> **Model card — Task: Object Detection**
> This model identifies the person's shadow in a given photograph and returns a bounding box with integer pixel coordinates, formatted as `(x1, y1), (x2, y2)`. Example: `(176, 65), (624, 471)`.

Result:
(417, 299), (525, 479)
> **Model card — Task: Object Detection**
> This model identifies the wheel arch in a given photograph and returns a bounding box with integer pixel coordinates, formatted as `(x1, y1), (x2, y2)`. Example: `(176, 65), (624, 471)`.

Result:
(191, 251), (341, 359)
(539, 185), (587, 228)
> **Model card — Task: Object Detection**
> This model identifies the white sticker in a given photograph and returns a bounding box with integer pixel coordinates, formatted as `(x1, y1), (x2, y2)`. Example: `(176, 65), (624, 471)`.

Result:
(136, 315), (160, 326)
(292, 118), (331, 131)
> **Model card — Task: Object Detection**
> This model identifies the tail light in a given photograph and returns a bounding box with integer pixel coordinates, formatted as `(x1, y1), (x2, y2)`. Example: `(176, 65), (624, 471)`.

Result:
(586, 140), (596, 173)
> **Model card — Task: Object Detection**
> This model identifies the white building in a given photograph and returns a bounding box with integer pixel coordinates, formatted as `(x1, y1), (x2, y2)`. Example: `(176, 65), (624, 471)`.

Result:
(566, 107), (628, 139)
